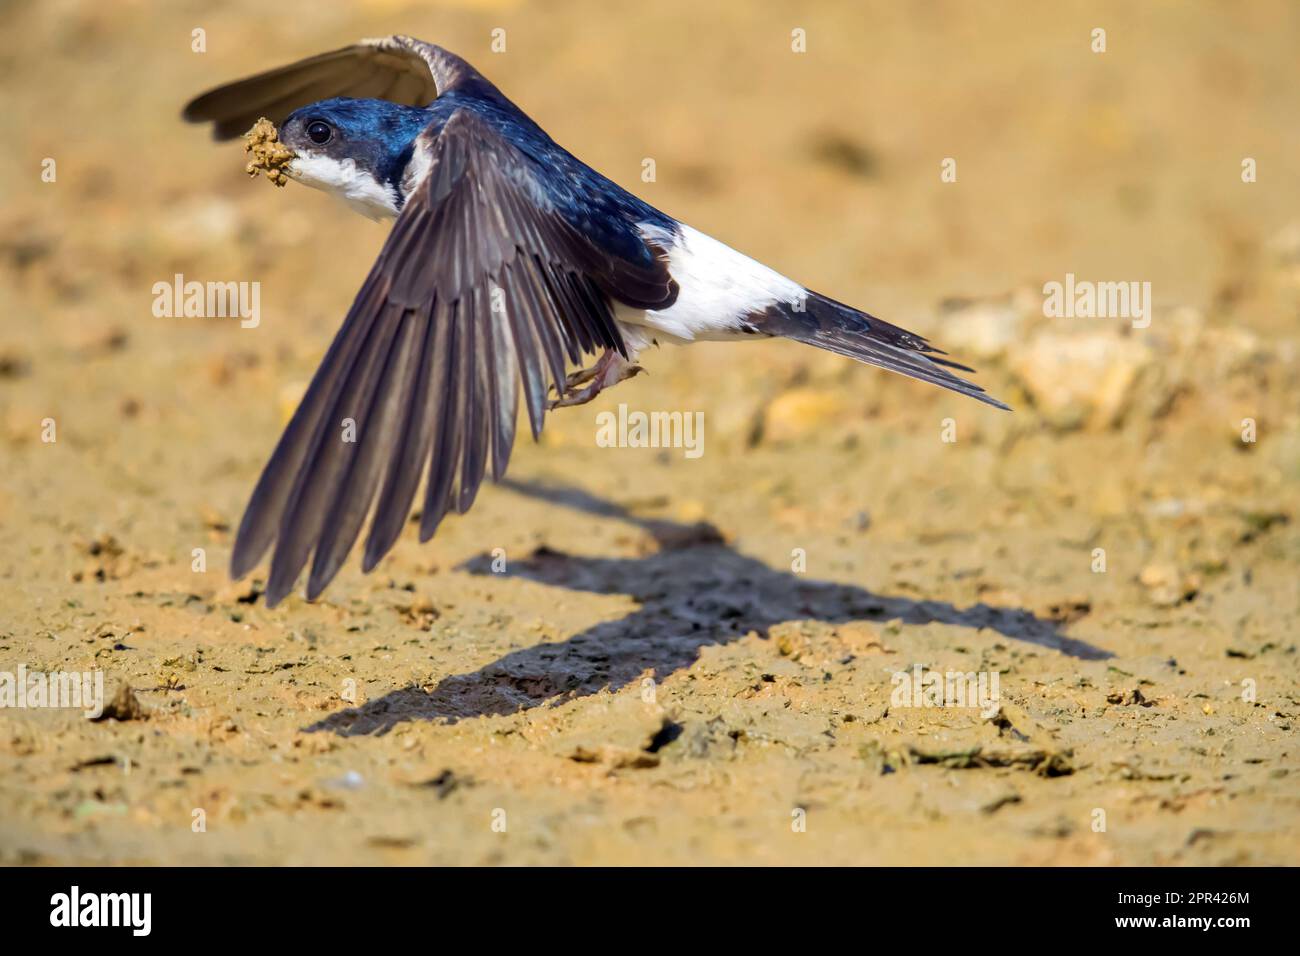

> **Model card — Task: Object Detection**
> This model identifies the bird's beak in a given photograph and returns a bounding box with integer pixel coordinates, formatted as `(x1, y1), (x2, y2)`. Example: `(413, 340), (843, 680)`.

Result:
(243, 117), (297, 188)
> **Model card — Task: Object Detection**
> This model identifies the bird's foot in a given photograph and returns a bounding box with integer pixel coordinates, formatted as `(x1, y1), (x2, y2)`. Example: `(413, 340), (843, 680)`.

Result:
(550, 351), (644, 409)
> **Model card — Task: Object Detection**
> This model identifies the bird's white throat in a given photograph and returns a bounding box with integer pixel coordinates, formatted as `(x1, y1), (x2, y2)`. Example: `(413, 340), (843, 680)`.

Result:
(288, 153), (400, 222)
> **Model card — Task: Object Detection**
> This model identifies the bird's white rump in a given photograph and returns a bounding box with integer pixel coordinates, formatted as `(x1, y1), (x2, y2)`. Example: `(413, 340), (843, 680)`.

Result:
(629, 222), (805, 343)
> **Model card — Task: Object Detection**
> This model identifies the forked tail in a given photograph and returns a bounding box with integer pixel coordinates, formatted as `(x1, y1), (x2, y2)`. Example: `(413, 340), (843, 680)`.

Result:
(750, 291), (1010, 409)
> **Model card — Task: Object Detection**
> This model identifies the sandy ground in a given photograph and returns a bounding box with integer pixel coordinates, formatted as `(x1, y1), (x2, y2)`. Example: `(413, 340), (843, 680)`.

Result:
(1, 0), (1297, 865)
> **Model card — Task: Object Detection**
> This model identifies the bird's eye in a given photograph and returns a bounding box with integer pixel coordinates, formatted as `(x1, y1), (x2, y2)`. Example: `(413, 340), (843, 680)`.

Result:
(306, 120), (333, 145)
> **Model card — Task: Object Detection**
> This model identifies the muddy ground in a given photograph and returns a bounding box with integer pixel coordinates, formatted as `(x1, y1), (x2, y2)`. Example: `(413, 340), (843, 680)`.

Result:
(0, 0), (1297, 865)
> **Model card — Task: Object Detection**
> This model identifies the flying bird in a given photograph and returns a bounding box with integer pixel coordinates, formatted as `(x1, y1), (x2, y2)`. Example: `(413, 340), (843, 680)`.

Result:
(183, 35), (1007, 607)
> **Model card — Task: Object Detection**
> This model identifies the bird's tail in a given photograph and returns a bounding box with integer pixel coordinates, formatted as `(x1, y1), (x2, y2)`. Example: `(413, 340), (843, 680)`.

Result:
(750, 291), (1009, 410)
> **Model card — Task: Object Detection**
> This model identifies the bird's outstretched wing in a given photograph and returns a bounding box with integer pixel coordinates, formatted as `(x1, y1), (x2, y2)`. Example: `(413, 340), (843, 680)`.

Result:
(231, 110), (677, 606)
(183, 35), (460, 139)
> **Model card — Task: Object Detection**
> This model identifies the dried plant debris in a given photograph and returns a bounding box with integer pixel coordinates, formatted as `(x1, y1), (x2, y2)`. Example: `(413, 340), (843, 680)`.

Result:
(243, 117), (295, 187)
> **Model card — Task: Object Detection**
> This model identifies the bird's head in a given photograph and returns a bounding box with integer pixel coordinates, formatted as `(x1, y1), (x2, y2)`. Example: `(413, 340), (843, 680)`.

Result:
(277, 97), (432, 220)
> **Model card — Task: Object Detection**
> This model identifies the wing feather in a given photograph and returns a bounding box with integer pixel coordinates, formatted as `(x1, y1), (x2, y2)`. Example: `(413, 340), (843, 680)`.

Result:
(499, 262), (551, 440)
(265, 303), (402, 604)
(362, 299), (441, 571)
(418, 305), (463, 543)
(184, 36), (455, 140)
(309, 308), (425, 597)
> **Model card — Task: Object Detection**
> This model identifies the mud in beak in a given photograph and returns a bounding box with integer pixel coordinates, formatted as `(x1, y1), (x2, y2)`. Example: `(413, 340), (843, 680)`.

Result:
(242, 117), (297, 187)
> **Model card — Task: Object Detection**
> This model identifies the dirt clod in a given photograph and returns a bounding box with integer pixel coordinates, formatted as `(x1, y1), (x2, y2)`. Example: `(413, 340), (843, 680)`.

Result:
(243, 117), (295, 187)
(90, 685), (146, 722)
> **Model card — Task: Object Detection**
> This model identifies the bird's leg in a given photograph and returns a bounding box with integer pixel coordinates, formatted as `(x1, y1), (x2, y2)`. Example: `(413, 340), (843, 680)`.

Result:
(562, 363), (601, 389)
(550, 349), (644, 408)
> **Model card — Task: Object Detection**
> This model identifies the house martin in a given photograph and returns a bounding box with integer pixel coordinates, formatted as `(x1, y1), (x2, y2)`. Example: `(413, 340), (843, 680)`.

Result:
(183, 35), (1007, 606)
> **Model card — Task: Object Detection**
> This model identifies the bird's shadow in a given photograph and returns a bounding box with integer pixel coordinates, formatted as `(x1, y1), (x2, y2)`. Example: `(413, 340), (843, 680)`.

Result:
(306, 478), (1108, 735)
